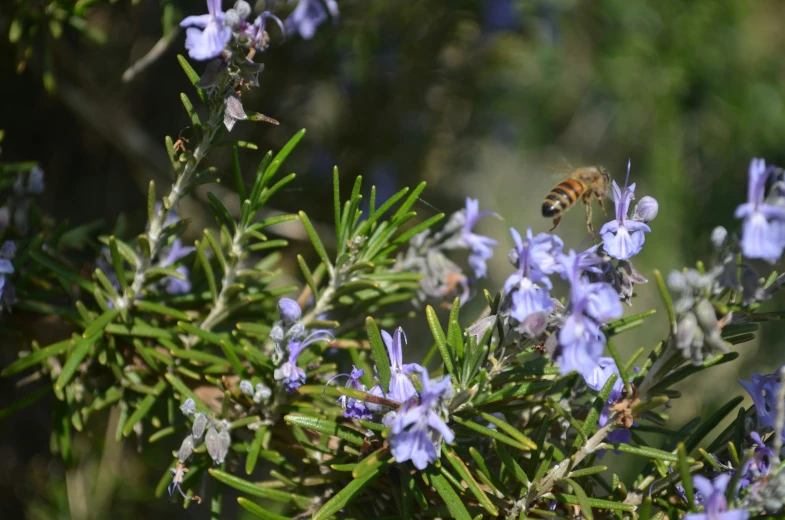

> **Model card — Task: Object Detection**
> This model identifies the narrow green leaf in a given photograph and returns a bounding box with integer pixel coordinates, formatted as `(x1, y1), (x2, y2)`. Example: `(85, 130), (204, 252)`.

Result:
(207, 193), (237, 233)
(203, 228), (226, 272)
(283, 414), (364, 446)
(452, 416), (530, 451)
(231, 147), (247, 201)
(366, 317), (392, 393)
(297, 254), (319, 300)
(134, 300), (191, 321)
(180, 92), (201, 127)
(493, 439), (529, 487)
(443, 446), (498, 516)
(31, 250), (96, 293)
(55, 333), (100, 391)
(333, 167), (341, 242)
(568, 465), (608, 478)
(479, 412), (537, 449)
(606, 443), (678, 463)
(176, 55), (206, 103)
(210, 469), (311, 509)
(122, 380), (166, 437)
(236, 497), (289, 520)
(551, 493), (635, 512)
(426, 465), (472, 520)
(312, 456), (393, 520)
(426, 305), (455, 376)
(299, 211), (333, 280)
(196, 239), (217, 301)
(108, 237), (127, 291)
(649, 352), (738, 394)
(82, 309), (119, 339)
(2, 338), (70, 376)
(576, 374), (618, 449)
(653, 269), (676, 335)
(685, 396), (744, 452)
(560, 477), (594, 520)
(677, 443), (696, 511)
(260, 129), (306, 190)
(245, 426), (266, 475)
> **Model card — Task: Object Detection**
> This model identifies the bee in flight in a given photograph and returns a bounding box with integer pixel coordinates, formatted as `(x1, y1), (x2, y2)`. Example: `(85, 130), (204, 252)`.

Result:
(541, 166), (610, 234)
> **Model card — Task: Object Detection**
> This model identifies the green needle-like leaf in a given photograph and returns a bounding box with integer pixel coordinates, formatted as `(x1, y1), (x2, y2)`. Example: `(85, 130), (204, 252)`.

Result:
(559, 477), (594, 520)
(443, 446), (499, 516)
(209, 469), (311, 509)
(312, 455), (393, 520)
(236, 497), (289, 520)
(299, 211), (334, 280)
(426, 464), (472, 520)
(55, 332), (101, 391)
(653, 269), (676, 335)
(426, 305), (455, 376)
(283, 414), (365, 446)
(677, 442), (696, 511)
(366, 316), (392, 392)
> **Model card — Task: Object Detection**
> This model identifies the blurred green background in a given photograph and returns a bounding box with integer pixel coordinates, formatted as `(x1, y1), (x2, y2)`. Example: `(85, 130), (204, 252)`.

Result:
(3, 0), (785, 517)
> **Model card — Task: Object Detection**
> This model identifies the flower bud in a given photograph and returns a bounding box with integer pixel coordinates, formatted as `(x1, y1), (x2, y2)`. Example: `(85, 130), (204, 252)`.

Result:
(239, 380), (254, 396)
(631, 196), (658, 223)
(694, 299), (718, 332)
(177, 434), (195, 462)
(206, 423), (231, 464)
(180, 398), (196, 417)
(711, 226), (728, 251)
(507, 247), (519, 269)
(192, 412), (209, 440)
(278, 298), (301, 326)
(254, 383), (271, 403)
(223, 9), (241, 29)
(676, 312), (697, 352)
(233, 0), (251, 19)
(667, 271), (686, 291)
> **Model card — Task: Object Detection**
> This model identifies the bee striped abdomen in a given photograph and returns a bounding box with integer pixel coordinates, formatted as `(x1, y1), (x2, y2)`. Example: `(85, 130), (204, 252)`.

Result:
(541, 178), (584, 217)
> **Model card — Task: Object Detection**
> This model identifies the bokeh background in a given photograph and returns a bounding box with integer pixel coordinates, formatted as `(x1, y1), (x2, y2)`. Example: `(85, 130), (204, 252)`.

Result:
(3, 0), (785, 517)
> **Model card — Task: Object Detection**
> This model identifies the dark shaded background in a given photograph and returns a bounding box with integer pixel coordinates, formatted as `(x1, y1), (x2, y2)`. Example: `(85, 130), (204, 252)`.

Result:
(3, 0), (785, 517)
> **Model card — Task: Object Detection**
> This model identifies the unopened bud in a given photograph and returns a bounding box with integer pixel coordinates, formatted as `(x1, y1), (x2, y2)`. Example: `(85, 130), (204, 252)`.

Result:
(631, 196), (658, 223)
(507, 247), (519, 269)
(223, 9), (241, 28)
(206, 423), (231, 464)
(278, 298), (301, 326)
(177, 434), (195, 462)
(711, 226), (728, 251)
(694, 299), (718, 331)
(233, 0), (251, 19)
(254, 383), (271, 403)
(667, 271), (687, 292)
(192, 413), (209, 440)
(180, 398), (196, 417)
(239, 380), (254, 396)
(676, 312), (697, 352)
(0, 241), (16, 259)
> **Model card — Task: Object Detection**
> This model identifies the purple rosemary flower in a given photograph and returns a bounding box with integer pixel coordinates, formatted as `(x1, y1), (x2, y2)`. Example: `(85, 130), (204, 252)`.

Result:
(739, 370), (781, 431)
(458, 198), (498, 279)
(389, 367), (454, 470)
(274, 329), (334, 392)
(382, 328), (422, 402)
(555, 250), (622, 377)
(502, 228), (563, 323)
(600, 160), (651, 260)
(735, 158), (785, 263)
(180, 0), (232, 61)
(162, 238), (195, 295)
(738, 432), (774, 490)
(330, 366), (373, 420)
(685, 474), (749, 520)
(285, 0), (339, 40)
(584, 357), (633, 447)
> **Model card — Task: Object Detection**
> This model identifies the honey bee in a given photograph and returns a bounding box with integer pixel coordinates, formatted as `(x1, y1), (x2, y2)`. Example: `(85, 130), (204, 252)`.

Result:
(541, 166), (610, 233)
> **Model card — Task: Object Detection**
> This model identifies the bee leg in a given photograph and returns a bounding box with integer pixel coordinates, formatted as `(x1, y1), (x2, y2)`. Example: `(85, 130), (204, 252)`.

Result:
(549, 216), (562, 232)
(583, 200), (595, 235)
(596, 193), (607, 216)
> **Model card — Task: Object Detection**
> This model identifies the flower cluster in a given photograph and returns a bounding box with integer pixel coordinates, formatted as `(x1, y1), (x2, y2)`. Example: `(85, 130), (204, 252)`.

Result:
(388, 367), (454, 470)
(686, 474), (750, 520)
(396, 197), (498, 306)
(584, 357), (632, 444)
